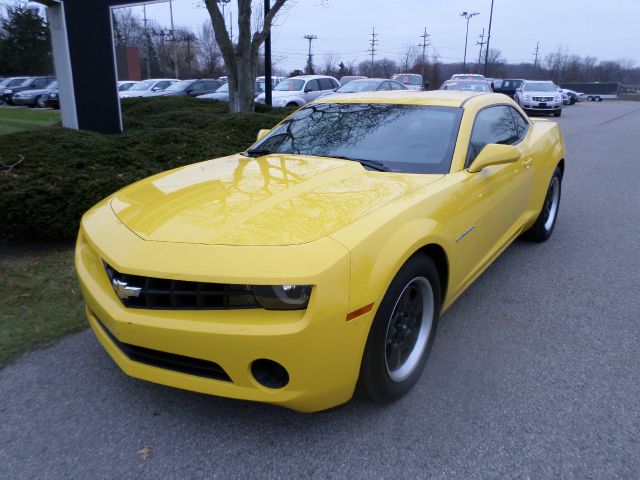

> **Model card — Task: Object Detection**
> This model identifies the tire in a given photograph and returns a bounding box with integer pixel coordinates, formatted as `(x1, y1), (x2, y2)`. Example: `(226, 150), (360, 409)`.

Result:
(36, 95), (47, 108)
(595, 96), (602, 102)
(553, 109), (562, 117)
(359, 254), (441, 403)
(587, 96), (593, 101)
(522, 167), (562, 242)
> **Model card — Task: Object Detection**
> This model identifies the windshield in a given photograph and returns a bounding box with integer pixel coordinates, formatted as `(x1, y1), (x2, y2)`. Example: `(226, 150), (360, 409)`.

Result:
(217, 83), (229, 93)
(524, 82), (557, 92)
(129, 80), (155, 91)
(251, 103), (462, 174)
(392, 74), (422, 85)
(165, 80), (192, 92)
(442, 81), (490, 92)
(274, 79), (305, 91)
(336, 80), (381, 93)
(45, 81), (57, 89)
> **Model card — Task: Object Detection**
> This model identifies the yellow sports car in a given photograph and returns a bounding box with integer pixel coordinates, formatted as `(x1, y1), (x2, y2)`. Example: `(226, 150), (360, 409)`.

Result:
(76, 91), (565, 412)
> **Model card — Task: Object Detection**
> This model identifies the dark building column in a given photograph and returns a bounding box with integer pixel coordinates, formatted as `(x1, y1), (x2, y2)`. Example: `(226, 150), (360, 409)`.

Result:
(38, 0), (152, 134)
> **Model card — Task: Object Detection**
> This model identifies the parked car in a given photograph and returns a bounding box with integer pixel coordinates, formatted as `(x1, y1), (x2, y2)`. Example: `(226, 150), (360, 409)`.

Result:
(2, 76), (55, 105)
(391, 73), (426, 91)
(118, 81), (139, 91)
(560, 88), (582, 104)
(46, 87), (60, 109)
(119, 78), (178, 98)
(324, 78), (407, 97)
(0, 77), (30, 104)
(148, 79), (222, 97)
(254, 76), (286, 94)
(493, 79), (525, 99)
(218, 76), (228, 83)
(514, 80), (563, 117)
(12, 80), (58, 108)
(76, 90), (565, 412)
(451, 73), (486, 81)
(339, 75), (368, 86)
(196, 82), (230, 102)
(440, 79), (492, 93)
(255, 75), (340, 107)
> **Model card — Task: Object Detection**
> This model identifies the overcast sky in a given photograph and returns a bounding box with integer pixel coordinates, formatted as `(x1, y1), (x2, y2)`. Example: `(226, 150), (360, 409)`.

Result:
(23, 0), (640, 71)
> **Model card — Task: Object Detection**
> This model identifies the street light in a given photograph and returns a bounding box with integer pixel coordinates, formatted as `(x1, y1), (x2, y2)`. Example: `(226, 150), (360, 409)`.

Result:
(460, 11), (479, 72)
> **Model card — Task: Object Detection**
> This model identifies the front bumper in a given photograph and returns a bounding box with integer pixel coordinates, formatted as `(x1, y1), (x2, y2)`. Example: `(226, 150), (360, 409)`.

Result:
(76, 202), (371, 412)
(522, 100), (562, 112)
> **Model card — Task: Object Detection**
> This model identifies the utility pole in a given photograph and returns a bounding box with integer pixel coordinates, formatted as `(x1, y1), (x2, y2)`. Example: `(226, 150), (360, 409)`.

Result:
(304, 34), (317, 74)
(418, 27), (430, 79)
(483, 0), (495, 76)
(476, 28), (486, 73)
(264, 0), (272, 106)
(532, 41), (540, 78)
(460, 11), (479, 72)
(368, 27), (378, 76)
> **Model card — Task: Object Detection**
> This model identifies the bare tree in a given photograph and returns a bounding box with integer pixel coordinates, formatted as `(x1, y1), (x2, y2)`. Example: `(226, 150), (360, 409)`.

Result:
(203, 0), (289, 112)
(321, 51), (338, 77)
(198, 22), (222, 77)
(398, 44), (417, 72)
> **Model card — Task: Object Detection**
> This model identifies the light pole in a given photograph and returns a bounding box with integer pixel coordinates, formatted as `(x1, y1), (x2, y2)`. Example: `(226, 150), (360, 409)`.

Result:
(460, 11), (479, 72)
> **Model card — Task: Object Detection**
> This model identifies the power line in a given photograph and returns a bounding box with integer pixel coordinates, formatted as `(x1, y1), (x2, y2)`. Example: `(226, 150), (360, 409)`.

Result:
(476, 28), (486, 73)
(303, 34), (318, 74)
(418, 27), (430, 78)
(533, 41), (540, 77)
(368, 26), (379, 74)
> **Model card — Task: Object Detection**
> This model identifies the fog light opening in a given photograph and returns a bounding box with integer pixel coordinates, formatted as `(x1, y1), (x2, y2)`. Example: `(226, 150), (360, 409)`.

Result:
(251, 359), (289, 389)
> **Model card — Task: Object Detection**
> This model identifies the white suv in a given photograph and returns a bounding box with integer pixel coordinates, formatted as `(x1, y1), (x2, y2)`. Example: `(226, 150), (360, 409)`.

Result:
(514, 80), (563, 117)
(255, 75), (340, 107)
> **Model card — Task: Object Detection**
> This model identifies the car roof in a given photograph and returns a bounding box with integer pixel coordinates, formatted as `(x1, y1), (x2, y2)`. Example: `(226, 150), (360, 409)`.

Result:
(290, 75), (336, 79)
(443, 79), (491, 83)
(313, 90), (491, 107)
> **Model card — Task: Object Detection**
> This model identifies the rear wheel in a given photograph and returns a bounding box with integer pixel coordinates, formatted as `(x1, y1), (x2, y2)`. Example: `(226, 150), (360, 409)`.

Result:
(359, 254), (441, 403)
(553, 109), (562, 117)
(587, 96), (594, 101)
(523, 167), (562, 242)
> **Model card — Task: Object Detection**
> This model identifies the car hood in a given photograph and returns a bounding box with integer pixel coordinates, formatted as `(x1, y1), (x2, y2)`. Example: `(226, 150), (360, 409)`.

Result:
(109, 154), (443, 246)
(261, 90), (304, 100)
(524, 90), (559, 96)
(198, 93), (229, 100)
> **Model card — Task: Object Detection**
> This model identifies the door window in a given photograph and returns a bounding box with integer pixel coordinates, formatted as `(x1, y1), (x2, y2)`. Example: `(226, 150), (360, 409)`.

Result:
(305, 80), (320, 92)
(509, 107), (530, 141)
(466, 106), (519, 167)
(318, 78), (334, 91)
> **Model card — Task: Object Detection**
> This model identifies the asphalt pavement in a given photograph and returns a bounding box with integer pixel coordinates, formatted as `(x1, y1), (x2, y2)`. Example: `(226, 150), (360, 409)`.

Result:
(1, 101), (639, 479)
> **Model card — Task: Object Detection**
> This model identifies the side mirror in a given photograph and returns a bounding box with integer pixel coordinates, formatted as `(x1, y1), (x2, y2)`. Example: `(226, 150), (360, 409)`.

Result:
(468, 144), (521, 173)
(256, 129), (270, 141)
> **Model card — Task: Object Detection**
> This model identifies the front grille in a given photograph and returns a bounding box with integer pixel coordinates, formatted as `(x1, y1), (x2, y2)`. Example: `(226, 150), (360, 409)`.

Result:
(532, 96), (554, 102)
(103, 262), (259, 310)
(94, 314), (232, 382)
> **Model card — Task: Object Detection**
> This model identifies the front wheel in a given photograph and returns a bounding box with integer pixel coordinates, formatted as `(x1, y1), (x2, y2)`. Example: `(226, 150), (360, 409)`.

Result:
(36, 95), (47, 108)
(522, 167), (562, 242)
(553, 109), (562, 117)
(359, 254), (441, 403)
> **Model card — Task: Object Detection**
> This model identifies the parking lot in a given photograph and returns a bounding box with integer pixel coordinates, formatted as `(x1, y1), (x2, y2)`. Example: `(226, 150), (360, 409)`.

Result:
(1, 101), (639, 479)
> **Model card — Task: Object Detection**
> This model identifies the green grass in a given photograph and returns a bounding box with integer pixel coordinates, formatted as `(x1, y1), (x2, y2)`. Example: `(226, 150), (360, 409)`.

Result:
(0, 245), (84, 366)
(0, 107), (61, 135)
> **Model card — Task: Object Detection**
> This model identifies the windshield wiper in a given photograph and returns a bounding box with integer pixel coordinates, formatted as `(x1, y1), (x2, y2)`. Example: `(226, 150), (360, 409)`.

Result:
(243, 148), (277, 158)
(330, 156), (391, 172)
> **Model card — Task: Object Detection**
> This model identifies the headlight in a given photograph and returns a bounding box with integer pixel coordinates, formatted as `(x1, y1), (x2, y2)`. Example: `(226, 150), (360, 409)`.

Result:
(524, 94), (531, 100)
(49, 93), (58, 99)
(555, 95), (561, 101)
(253, 284), (312, 310)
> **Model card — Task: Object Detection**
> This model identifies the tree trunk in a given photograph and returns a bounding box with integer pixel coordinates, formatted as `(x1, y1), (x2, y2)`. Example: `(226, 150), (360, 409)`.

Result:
(204, 0), (288, 113)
